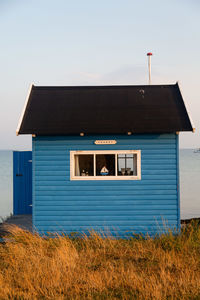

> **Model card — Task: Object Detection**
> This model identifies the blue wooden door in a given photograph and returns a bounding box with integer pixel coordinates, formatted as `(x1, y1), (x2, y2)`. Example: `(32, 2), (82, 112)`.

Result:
(13, 151), (32, 215)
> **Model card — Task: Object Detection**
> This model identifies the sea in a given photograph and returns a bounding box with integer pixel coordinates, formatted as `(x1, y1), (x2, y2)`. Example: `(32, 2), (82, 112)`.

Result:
(0, 149), (199, 220)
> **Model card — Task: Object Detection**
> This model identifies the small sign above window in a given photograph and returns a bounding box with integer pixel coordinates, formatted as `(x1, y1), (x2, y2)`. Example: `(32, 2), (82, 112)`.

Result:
(94, 140), (117, 145)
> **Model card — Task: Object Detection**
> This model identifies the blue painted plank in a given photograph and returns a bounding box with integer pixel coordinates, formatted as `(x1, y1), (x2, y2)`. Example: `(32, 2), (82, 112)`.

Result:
(34, 225), (178, 232)
(35, 134), (176, 141)
(35, 194), (177, 200)
(35, 179), (177, 186)
(36, 210), (177, 216)
(35, 190), (177, 196)
(35, 215), (178, 221)
(35, 184), (176, 191)
(35, 221), (178, 228)
(35, 203), (177, 210)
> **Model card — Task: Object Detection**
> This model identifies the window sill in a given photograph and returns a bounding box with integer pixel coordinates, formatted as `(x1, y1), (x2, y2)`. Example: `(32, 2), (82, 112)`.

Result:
(70, 175), (141, 181)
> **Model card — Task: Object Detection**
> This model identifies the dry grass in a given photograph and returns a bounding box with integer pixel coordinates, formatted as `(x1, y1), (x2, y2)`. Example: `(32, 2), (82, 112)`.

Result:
(0, 223), (200, 299)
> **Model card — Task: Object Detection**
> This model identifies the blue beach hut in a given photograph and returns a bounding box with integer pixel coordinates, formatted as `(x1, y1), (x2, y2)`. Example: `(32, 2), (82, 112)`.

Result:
(16, 83), (194, 237)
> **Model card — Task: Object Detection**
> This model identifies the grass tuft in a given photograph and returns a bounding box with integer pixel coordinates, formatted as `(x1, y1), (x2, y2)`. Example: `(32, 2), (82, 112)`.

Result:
(0, 222), (200, 299)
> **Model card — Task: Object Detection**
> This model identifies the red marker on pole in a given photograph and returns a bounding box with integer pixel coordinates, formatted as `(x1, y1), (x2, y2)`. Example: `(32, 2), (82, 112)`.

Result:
(147, 52), (153, 85)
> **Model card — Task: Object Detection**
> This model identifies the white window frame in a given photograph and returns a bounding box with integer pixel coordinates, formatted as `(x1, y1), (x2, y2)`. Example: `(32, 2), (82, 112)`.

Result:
(70, 150), (141, 180)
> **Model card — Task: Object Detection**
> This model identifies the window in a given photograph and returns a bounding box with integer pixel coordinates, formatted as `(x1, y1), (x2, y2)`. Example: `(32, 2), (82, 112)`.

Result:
(70, 150), (141, 180)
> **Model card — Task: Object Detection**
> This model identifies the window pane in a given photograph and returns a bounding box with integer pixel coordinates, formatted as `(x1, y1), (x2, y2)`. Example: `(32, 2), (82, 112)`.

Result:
(96, 154), (115, 176)
(74, 155), (94, 176)
(118, 154), (125, 158)
(117, 154), (137, 176)
(126, 154), (133, 158)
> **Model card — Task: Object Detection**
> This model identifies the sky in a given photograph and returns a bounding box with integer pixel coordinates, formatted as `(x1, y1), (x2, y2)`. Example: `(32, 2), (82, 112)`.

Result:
(0, 0), (199, 149)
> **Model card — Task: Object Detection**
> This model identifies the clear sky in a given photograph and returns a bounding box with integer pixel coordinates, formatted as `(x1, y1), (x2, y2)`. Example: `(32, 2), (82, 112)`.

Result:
(0, 0), (199, 149)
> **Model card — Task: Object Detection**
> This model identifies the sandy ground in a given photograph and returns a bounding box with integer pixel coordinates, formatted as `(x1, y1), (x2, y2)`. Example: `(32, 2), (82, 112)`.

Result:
(0, 215), (32, 236)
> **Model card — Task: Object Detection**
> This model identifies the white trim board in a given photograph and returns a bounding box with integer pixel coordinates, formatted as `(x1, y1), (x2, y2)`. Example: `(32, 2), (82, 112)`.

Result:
(177, 81), (195, 132)
(16, 84), (34, 136)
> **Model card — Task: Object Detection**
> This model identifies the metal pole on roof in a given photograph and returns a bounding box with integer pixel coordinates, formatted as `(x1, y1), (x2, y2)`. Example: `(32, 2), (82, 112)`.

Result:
(147, 52), (153, 85)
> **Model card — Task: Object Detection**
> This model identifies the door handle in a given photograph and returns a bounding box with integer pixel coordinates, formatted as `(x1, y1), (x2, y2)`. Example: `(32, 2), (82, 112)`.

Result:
(16, 174), (23, 177)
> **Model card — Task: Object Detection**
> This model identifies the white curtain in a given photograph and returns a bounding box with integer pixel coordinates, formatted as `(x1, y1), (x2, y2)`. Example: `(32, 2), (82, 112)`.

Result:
(75, 155), (80, 176)
(133, 154), (137, 175)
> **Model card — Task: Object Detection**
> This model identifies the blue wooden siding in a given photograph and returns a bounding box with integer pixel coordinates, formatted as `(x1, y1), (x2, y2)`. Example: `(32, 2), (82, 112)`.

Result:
(33, 134), (179, 237)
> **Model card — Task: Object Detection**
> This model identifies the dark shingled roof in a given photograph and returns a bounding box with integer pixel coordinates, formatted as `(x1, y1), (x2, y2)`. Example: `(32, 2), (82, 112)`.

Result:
(17, 83), (194, 135)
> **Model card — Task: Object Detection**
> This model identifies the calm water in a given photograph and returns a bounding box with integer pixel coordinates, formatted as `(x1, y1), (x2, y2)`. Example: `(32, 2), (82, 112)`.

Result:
(0, 149), (199, 220)
(0, 151), (13, 220)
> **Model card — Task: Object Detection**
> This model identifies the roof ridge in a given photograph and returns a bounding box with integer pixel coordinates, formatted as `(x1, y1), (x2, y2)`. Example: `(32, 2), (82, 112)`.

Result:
(32, 84), (177, 89)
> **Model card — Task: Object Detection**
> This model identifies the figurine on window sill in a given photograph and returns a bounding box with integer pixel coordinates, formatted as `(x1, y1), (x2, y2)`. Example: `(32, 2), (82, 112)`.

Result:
(100, 166), (109, 175)
(81, 170), (86, 176)
(81, 170), (89, 176)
